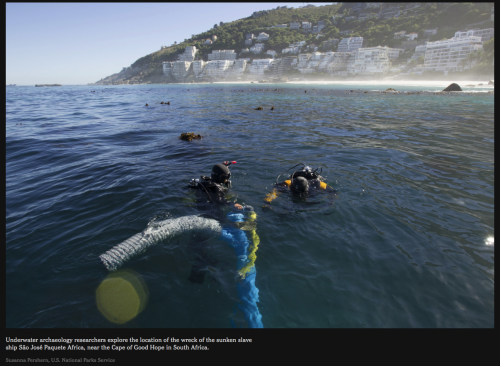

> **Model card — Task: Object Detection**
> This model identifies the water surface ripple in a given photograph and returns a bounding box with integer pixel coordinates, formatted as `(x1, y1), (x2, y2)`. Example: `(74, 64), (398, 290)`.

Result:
(6, 83), (494, 328)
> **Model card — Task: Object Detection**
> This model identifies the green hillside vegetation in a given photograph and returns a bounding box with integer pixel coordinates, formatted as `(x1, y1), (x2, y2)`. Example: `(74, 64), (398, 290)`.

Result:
(95, 2), (494, 84)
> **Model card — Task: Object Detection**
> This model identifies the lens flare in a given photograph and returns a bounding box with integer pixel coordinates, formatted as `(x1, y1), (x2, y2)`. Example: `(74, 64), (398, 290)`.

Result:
(96, 269), (148, 324)
(485, 237), (494, 246)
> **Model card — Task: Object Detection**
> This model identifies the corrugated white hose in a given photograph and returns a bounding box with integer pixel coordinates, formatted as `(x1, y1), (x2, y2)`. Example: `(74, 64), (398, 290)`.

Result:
(100, 215), (222, 271)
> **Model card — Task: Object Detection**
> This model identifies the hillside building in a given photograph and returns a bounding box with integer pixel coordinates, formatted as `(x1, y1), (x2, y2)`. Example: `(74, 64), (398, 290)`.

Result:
(245, 39), (253, 45)
(248, 59), (273, 75)
(337, 37), (363, 52)
(162, 62), (173, 77)
(455, 28), (494, 42)
(257, 32), (270, 41)
(202, 60), (234, 78)
(207, 49), (237, 61)
(192, 60), (206, 76)
(171, 61), (192, 80)
(250, 43), (265, 54)
(290, 22), (301, 30)
(423, 34), (483, 74)
(348, 46), (391, 75)
(302, 22), (312, 31)
(177, 46), (197, 62)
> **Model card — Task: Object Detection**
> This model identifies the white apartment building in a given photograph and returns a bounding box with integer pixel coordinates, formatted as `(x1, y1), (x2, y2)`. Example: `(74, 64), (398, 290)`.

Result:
(455, 28), (494, 42)
(276, 24), (287, 28)
(171, 61), (192, 80)
(162, 62), (173, 77)
(318, 52), (336, 71)
(423, 35), (483, 73)
(202, 60), (234, 78)
(297, 53), (312, 68)
(257, 32), (270, 41)
(227, 60), (247, 78)
(405, 32), (418, 41)
(249, 59), (273, 75)
(245, 39), (253, 45)
(192, 60), (206, 76)
(246, 33), (255, 40)
(204, 39), (213, 45)
(250, 43), (265, 54)
(290, 22), (301, 30)
(240, 48), (250, 54)
(282, 46), (300, 54)
(385, 47), (404, 59)
(267, 50), (277, 57)
(408, 44), (427, 63)
(302, 22), (312, 31)
(337, 37), (363, 52)
(326, 52), (351, 74)
(208, 50), (237, 61)
(178, 46), (197, 62)
(349, 46), (391, 75)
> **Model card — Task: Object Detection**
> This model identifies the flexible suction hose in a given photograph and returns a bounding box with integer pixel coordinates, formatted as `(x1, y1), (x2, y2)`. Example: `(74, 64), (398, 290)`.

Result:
(100, 215), (222, 271)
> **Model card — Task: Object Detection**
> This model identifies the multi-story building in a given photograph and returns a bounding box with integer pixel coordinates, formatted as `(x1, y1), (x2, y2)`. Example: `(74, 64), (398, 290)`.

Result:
(257, 32), (270, 41)
(318, 51), (336, 71)
(491, 6), (494, 21)
(337, 37), (363, 52)
(162, 62), (173, 77)
(455, 28), (494, 43)
(207, 50), (237, 61)
(405, 32), (418, 41)
(204, 39), (213, 45)
(227, 59), (247, 78)
(290, 22), (301, 30)
(245, 39), (253, 45)
(326, 52), (351, 75)
(276, 24), (287, 28)
(348, 46), (391, 75)
(408, 44), (427, 63)
(282, 46), (300, 54)
(249, 59), (273, 75)
(192, 60), (206, 76)
(250, 43), (265, 54)
(297, 53), (312, 68)
(177, 46), (197, 62)
(171, 61), (192, 80)
(423, 35), (483, 73)
(345, 16), (357, 22)
(278, 56), (297, 75)
(385, 47), (404, 59)
(202, 60), (234, 78)
(302, 22), (312, 31)
(246, 33), (255, 40)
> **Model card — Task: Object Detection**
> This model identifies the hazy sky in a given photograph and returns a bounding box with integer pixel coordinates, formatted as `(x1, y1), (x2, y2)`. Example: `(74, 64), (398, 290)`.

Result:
(6, 2), (334, 85)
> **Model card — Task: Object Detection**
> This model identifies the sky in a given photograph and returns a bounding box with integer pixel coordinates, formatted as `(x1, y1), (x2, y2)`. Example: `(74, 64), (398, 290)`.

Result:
(6, 2), (335, 85)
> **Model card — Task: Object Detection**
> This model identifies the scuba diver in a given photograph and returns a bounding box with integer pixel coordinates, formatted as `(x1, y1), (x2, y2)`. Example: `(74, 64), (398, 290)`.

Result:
(187, 161), (264, 328)
(263, 163), (337, 211)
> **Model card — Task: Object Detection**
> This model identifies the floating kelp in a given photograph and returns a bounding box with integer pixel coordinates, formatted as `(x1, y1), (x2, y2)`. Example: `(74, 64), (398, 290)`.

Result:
(180, 132), (202, 141)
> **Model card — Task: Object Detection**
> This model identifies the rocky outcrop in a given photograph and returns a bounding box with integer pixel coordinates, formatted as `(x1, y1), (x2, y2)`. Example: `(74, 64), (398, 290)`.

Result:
(442, 83), (462, 92)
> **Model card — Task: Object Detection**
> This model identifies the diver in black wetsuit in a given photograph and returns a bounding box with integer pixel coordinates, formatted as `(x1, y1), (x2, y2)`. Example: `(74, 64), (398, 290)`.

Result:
(263, 163), (337, 209)
(186, 161), (243, 284)
(188, 161), (243, 210)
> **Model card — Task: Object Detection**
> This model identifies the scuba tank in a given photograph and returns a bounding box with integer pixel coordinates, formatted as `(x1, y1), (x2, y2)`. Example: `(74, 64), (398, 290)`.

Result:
(275, 163), (324, 185)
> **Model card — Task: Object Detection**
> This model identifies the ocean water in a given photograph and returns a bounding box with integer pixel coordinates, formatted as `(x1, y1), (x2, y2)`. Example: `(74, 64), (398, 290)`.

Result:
(6, 82), (494, 328)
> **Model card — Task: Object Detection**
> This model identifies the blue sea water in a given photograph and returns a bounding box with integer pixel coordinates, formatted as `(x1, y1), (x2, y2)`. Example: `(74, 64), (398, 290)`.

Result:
(6, 82), (494, 328)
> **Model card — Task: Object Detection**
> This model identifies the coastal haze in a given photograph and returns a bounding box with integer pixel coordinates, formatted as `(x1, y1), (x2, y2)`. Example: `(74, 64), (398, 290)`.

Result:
(6, 2), (494, 330)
